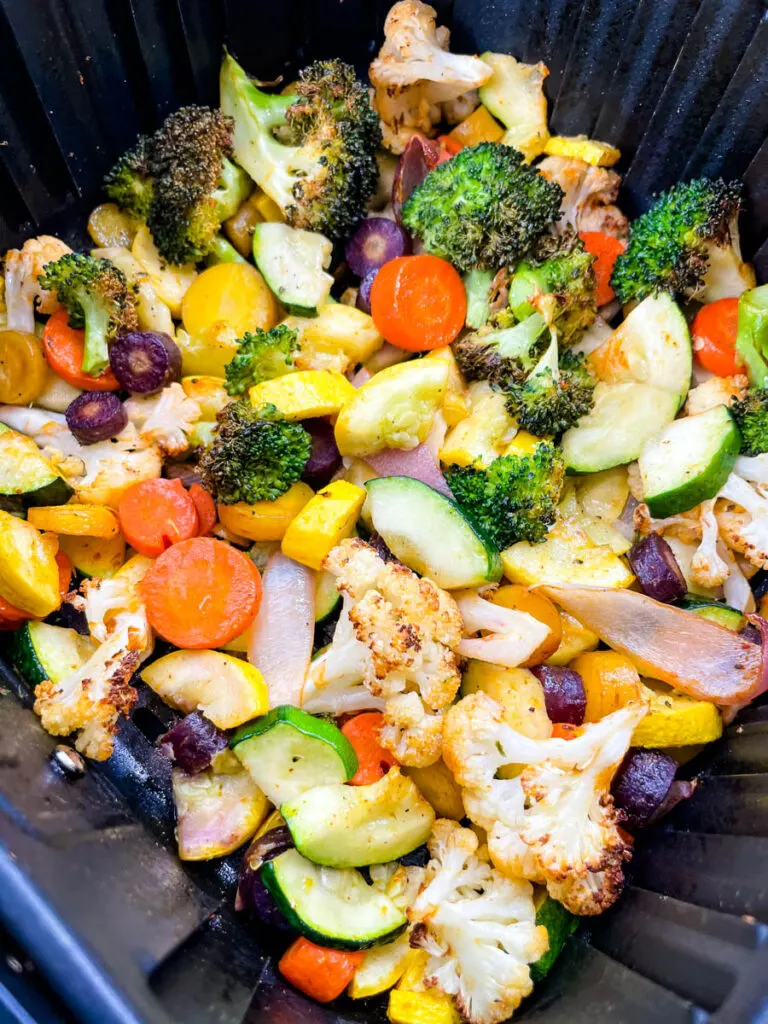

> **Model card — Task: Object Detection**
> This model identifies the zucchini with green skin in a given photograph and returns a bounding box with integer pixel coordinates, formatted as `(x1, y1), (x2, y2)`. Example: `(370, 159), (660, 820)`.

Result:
(10, 621), (95, 687)
(282, 767), (435, 867)
(231, 704), (358, 806)
(530, 893), (578, 982)
(363, 476), (502, 589)
(639, 405), (740, 518)
(261, 848), (407, 950)
(252, 222), (333, 316)
(678, 596), (744, 631)
(0, 424), (73, 508)
(314, 570), (341, 624)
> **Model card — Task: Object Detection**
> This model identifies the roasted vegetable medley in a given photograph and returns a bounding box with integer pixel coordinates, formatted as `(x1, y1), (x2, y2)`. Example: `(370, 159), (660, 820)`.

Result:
(2, 2), (768, 1021)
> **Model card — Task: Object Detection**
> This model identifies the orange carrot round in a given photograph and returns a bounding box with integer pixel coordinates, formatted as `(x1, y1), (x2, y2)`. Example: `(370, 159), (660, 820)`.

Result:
(341, 712), (397, 785)
(371, 254), (467, 351)
(579, 231), (626, 307)
(141, 537), (262, 648)
(43, 310), (120, 391)
(118, 478), (199, 557)
(189, 483), (217, 536)
(278, 937), (364, 1003)
(692, 298), (743, 377)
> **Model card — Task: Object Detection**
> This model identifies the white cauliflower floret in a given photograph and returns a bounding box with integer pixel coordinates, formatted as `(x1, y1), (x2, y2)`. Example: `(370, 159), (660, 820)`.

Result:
(633, 501), (702, 544)
(735, 453), (768, 483)
(537, 156), (628, 237)
(443, 692), (647, 915)
(0, 406), (162, 507)
(302, 539), (463, 765)
(408, 819), (548, 1024)
(4, 235), (72, 331)
(80, 556), (154, 652)
(684, 374), (747, 416)
(454, 591), (551, 667)
(690, 500), (730, 588)
(124, 382), (202, 457)
(717, 472), (768, 570)
(369, 0), (492, 153)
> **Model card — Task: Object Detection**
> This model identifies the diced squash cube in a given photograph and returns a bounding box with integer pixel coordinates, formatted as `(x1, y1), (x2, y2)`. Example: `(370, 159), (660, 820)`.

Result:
(543, 135), (621, 167)
(250, 369), (356, 419)
(281, 481), (365, 569)
(405, 759), (465, 820)
(448, 105), (505, 147)
(388, 989), (460, 1024)
(545, 611), (599, 665)
(632, 681), (723, 747)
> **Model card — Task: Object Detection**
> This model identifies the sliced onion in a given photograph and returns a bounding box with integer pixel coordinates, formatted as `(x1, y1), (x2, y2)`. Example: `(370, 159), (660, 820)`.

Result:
(613, 493), (639, 541)
(236, 826), (294, 926)
(392, 135), (441, 223)
(628, 534), (687, 603)
(349, 366), (372, 388)
(248, 552), (315, 707)
(542, 585), (765, 706)
(367, 444), (453, 498)
(647, 779), (696, 824)
(159, 712), (228, 774)
(65, 391), (127, 445)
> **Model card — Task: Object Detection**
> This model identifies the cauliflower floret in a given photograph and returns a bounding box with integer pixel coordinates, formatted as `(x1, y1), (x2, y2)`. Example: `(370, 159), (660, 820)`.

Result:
(716, 473), (768, 570)
(735, 453), (768, 484)
(369, 0), (492, 153)
(443, 691), (647, 915)
(408, 819), (548, 1024)
(124, 382), (202, 457)
(454, 591), (551, 667)
(302, 538), (463, 765)
(80, 557), (154, 652)
(537, 156), (628, 237)
(684, 374), (747, 416)
(4, 235), (72, 331)
(690, 500), (730, 588)
(0, 406), (163, 507)
(633, 501), (703, 544)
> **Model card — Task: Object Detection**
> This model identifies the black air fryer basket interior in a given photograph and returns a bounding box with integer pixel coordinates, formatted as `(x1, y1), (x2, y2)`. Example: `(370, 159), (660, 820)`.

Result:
(1, 1), (768, 1021)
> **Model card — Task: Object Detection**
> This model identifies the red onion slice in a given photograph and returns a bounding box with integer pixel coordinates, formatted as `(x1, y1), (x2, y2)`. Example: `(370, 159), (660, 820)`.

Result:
(542, 585), (765, 706)
(248, 552), (315, 707)
(367, 444), (453, 498)
(392, 135), (441, 223)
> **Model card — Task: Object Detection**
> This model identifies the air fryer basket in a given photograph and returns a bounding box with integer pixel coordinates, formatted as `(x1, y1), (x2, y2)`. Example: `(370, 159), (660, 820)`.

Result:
(1, 1), (767, 1021)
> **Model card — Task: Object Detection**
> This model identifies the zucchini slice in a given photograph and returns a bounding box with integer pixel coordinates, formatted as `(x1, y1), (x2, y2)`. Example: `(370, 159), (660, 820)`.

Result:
(314, 570), (341, 624)
(252, 222), (333, 317)
(261, 849), (407, 950)
(231, 705), (358, 806)
(10, 621), (95, 686)
(0, 424), (73, 508)
(363, 476), (502, 589)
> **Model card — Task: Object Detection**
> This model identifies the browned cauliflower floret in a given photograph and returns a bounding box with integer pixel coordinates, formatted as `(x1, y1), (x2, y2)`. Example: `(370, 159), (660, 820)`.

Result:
(408, 819), (548, 1024)
(537, 156), (628, 237)
(369, 0), (492, 152)
(301, 538), (463, 765)
(443, 691), (647, 915)
(684, 374), (748, 416)
(716, 473), (768, 571)
(4, 235), (72, 331)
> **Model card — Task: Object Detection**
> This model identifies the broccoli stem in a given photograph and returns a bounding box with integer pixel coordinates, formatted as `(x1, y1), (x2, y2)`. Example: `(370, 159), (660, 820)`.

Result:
(463, 269), (494, 329)
(77, 289), (111, 376)
(508, 264), (550, 320)
(213, 157), (253, 222)
(205, 234), (249, 267)
(736, 285), (768, 387)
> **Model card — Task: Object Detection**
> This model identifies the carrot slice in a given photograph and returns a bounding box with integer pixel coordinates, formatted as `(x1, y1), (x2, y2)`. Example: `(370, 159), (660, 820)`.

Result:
(189, 483), (217, 536)
(579, 231), (626, 307)
(341, 712), (397, 785)
(42, 310), (120, 391)
(371, 254), (467, 351)
(140, 537), (262, 648)
(692, 298), (744, 377)
(118, 478), (199, 557)
(278, 937), (364, 1003)
(0, 550), (72, 623)
(551, 723), (584, 740)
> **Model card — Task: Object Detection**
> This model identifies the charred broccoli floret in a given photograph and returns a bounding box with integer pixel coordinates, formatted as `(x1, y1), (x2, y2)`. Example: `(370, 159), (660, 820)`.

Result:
(446, 442), (565, 549)
(611, 177), (744, 304)
(105, 106), (251, 265)
(199, 401), (311, 504)
(508, 232), (597, 344)
(505, 337), (596, 436)
(220, 53), (380, 241)
(452, 313), (547, 388)
(103, 136), (154, 220)
(731, 387), (768, 456)
(224, 324), (300, 396)
(39, 254), (138, 376)
(401, 142), (563, 273)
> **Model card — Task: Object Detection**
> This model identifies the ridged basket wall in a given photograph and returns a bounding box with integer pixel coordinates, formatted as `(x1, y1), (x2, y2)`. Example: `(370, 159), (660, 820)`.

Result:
(1, 1), (767, 1022)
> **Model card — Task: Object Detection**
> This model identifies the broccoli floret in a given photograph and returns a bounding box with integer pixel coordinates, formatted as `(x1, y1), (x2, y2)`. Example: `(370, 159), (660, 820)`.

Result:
(39, 254), (138, 376)
(220, 53), (380, 241)
(224, 324), (300, 396)
(103, 136), (154, 220)
(505, 337), (595, 436)
(104, 106), (251, 265)
(508, 232), (597, 344)
(731, 388), (768, 456)
(199, 401), (311, 504)
(445, 442), (565, 549)
(611, 177), (743, 304)
(452, 312), (547, 388)
(400, 142), (563, 273)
